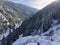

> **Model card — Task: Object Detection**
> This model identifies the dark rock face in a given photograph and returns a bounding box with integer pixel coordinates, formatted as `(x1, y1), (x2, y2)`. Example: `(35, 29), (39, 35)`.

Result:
(20, 11), (42, 36)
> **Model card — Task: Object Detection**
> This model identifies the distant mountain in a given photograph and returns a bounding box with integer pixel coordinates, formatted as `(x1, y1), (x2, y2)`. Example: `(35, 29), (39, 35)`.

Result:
(0, 0), (37, 34)
(9, 0), (56, 9)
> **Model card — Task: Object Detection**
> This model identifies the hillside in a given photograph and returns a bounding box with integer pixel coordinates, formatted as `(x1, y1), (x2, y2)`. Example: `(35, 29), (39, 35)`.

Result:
(1, 0), (60, 45)
(19, 1), (60, 36)
(12, 1), (60, 45)
(0, 0), (37, 34)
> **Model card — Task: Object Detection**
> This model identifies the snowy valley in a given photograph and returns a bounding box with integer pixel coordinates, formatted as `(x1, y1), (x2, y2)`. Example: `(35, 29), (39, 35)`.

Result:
(0, 0), (60, 45)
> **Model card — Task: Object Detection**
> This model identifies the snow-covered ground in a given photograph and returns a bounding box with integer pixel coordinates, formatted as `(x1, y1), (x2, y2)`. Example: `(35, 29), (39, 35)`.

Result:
(12, 24), (60, 45)
(0, 28), (10, 40)
(0, 22), (22, 40)
(15, 21), (23, 29)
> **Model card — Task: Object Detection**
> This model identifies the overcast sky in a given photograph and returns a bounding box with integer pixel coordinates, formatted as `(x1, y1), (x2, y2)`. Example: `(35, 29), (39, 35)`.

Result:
(9, 0), (57, 10)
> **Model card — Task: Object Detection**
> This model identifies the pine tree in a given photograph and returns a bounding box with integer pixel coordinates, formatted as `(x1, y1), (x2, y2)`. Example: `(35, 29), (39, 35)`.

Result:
(37, 42), (40, 45)
(1, 35), (7, 45)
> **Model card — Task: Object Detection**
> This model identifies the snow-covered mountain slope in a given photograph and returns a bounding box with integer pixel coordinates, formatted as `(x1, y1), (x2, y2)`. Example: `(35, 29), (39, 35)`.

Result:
(0, 0), (37, 33)
(0, 0), (38, 45)
(1, 0), (60, 45)
(12, 24), (60, 45)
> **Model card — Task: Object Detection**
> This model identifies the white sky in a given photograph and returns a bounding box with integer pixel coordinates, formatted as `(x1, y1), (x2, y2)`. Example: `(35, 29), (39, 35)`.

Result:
(9, 0), (57, 10)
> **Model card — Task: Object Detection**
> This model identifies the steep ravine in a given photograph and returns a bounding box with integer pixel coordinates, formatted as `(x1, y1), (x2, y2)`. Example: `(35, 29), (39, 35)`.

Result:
(0, 0), (37, 45)
(1, 1), (60, 45)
